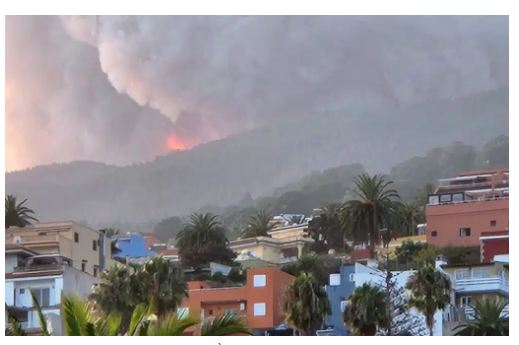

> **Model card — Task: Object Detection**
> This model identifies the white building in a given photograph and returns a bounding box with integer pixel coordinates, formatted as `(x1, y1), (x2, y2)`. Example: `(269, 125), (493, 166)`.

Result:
(5, 244), (96, 335)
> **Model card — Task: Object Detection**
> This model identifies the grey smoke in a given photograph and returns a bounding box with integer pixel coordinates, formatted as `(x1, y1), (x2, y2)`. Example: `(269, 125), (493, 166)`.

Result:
(6, 15), (508, 171)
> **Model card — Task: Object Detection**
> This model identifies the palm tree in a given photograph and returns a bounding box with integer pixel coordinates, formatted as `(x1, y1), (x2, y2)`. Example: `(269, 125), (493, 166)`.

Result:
(406, 264), (451, 336)
(308, 203), (348, 253)
(284, 272), (331, 335)
(27, 294), (251, 336)
(176, 213), (235, 268)
(241, 210), (273, 238)
(453, 299), (509, 336)
(342, 174), (400, 258)
(396, 202), (421, 236)
(343, 283), (388, 335)
(137, 257), (188, 316)
(5, 195), (38, 228)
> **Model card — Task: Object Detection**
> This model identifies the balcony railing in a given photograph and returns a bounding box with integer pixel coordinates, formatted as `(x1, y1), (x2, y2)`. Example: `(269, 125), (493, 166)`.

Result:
(428, 195), (508, 206)
(14, 263), (65, 273)
(453, 276), (509, 294)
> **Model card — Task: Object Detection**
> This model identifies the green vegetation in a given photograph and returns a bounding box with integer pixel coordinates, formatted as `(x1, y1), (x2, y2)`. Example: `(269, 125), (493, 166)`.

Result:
(284, 272), (331, 336)
(453, 299), (509, 336)
(406, 264), (451, 336)
(343, 174), (401, 258)
(241, 210), (273, 238)
(176, 213), (236, 268)
(282, 252), (342, 286)
(344, 283), (388, 335)
(90, 257), (187, 329)
(307, 203), (349, 253)
(5, 195), (38, 228)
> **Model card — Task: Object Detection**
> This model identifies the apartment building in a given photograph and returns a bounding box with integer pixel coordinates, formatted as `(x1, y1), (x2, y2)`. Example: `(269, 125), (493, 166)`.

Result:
(440, 259), (509, 335)
(5, 244), (96, 335)
(180, 267), (295, 335)
(425, 169), (509, 247)
(6, 221), (113, 276)
(230, 222), (313, 265)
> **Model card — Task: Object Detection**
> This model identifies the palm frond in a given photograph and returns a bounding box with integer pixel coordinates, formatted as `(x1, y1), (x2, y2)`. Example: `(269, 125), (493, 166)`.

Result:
(201, 312), (252, 336)
(31, 290), (50, 335)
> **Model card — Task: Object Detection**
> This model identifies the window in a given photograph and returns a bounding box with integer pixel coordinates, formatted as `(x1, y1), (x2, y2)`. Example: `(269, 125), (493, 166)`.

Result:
(31, 288), (50, 307)
(490, 220), (497, 227)
(38, 232), (47, 236)
(452, 193), (464, 203)
(440, 194), (452, 203)
(431, 231), (437, 237)
(340, 300), (347, 313)
(329, 273), (341, 286)
(208, 309), (213, 316)
(459, 228), (471, 237)
(74, 232), (79, 243)
(472, 267), (491, 279)
(253, 274), (266, 287)
(93, 266), (98, 278)
(349, 273), (355, 282)
(253, 303), (266, 316)
(81, 260), (87, 272)
(92, 240), (97, 251)
(240, 302), (245, 311)
(460, 296), (472, 307)
(455, 269), (470, 280)
(19, 288), (25, 294)
(428, 195), (439, 205)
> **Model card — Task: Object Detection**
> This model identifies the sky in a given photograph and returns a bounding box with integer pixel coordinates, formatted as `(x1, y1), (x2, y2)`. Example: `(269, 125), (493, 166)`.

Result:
(5, 16), (508, 172)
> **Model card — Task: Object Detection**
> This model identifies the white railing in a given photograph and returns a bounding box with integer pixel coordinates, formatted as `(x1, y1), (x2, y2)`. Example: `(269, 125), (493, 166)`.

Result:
(453, 276), (508, 293)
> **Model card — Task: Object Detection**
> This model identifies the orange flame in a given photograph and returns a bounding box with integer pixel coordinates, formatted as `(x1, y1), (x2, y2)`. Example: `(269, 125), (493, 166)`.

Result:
(166, 134), (194, 151)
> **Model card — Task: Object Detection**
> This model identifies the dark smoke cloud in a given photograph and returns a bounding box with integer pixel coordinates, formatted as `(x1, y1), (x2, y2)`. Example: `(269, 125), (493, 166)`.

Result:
(6, 15), (508, 171)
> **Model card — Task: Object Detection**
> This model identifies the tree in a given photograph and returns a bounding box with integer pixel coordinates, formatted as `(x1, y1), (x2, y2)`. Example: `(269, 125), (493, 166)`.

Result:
(406, 264), (451, 336)
(395, 240), (428, 269)
(453, 299), (509, 336)
(241, 210), (273, 238)
(284, 272), (331, 336)
(343, 174), (400, 258)
(343, 283), (388, 335)
(136, 257), (188, 316)
(281, 252), (341, 286)
(5, 195), (38, 228)
(176, 213), (236, 268)
(394, 202), (422, 236)
(307, 203), (348, 253)
(153, 216), (184, 242)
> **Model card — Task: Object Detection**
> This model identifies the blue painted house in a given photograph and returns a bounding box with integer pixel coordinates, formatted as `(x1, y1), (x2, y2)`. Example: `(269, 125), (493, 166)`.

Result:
(112, 233), (155, 262)
(324, 264), (356, 335)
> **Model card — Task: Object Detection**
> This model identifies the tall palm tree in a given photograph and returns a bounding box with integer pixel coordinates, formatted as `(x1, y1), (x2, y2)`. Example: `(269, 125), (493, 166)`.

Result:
(137, 257), (188, 316)
(5, 195), (38, 228)
(176, 213), (235, 268)
(343, 283), (388, 336)
(241, 210), (273, 238)
(308, 203), (348, 253)
(284, 272), (331, 336)
(406, 264), (451, 336)
(342, 174), (400, 258)
(453, 299), (509, 336)
(396, 202), (422, 236)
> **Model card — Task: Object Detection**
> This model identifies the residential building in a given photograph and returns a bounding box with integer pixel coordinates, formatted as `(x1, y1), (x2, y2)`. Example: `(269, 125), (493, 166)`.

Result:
(324, 262), (439, 336)
(230, 222), (313, 265)
(480, 230), (509, 263)
(6, 221), (112, 276)
(5, 245), (96, 335)
(324, 264), (356, 335)
(425, 169), (509, 247)
(180, 267), (295, 335)
(440, 259), (509, 335)
(112, 232), (156, 264)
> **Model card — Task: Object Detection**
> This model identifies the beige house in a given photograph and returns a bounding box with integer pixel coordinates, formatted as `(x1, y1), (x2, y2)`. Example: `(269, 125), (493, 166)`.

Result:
(5, 221), (113, 277)
(230, 223), (313, 265)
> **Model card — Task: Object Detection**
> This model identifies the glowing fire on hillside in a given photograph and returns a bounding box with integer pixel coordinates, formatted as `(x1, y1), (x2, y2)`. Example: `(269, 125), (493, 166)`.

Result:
(166, 133), (195, 151)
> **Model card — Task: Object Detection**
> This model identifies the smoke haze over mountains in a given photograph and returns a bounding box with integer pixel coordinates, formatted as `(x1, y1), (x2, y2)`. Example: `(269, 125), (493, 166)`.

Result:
(6, 16), (508, 171)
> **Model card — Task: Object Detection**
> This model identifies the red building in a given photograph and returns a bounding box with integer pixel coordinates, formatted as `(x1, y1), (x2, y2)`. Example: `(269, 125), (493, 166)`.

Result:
(426, 169), (509, 247)
(480, 230), (509, 263)
(181, 267), (295, 335)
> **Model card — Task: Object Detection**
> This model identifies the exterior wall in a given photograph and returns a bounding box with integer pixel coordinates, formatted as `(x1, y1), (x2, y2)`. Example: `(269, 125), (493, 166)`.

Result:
(181, 267), (295, 334)
(62, 266), (98, 298)
(481, 238), (509, 263)
(5, 254), (18, 273)
(426, 199), (508, 247)
(325, 265), (356, 335)
(268, 226), (307, 240)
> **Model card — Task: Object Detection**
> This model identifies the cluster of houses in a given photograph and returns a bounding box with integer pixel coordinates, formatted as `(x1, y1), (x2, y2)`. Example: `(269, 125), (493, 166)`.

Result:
(4, 168), (509, 335)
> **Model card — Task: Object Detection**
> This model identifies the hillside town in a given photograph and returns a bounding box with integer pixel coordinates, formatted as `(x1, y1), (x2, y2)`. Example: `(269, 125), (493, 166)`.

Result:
(5, 168), (509, 336)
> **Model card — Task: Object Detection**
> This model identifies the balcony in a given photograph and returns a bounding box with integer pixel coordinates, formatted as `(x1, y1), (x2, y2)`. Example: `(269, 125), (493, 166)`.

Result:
(452, 276), (509, 294)
(14, 263), (65, 273)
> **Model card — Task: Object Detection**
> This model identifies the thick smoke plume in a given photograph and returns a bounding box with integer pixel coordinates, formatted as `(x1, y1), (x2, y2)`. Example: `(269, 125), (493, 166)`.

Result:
(6, 16), (508, 171)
